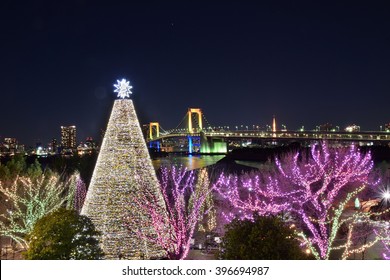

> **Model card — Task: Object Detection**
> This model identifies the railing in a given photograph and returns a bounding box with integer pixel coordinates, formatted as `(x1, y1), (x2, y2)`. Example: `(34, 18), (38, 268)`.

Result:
(148, 130), (390, 142)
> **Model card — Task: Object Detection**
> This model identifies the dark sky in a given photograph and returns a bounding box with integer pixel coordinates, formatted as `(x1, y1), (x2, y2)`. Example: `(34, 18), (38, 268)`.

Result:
(1, 1), (390, 146)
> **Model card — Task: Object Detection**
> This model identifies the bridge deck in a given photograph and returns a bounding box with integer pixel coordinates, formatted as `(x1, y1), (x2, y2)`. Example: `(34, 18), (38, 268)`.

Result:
(148, 130), (390, 143)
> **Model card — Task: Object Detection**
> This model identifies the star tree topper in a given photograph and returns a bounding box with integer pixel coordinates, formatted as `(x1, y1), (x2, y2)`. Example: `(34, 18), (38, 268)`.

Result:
(114, 79), (133, 99)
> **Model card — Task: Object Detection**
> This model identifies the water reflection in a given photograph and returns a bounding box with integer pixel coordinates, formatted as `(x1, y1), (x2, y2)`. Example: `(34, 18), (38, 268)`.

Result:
(152, 155), (225, 170)
(234, 160), (264, 169)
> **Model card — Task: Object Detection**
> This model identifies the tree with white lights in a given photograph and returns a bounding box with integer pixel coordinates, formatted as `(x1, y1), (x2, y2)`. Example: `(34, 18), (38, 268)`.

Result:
(193, 169), (217, 233)
(0, 172), (77, 249)
(81, 79), (166, 259)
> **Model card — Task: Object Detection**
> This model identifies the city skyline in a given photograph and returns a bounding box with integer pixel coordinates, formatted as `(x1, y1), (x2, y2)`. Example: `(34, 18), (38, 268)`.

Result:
(2, 114), (389, 149)
(1, 1), (390, 146)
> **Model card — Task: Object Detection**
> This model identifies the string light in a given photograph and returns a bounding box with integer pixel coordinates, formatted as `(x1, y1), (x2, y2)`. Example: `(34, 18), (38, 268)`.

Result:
(214, 170), (294, 223)
(0, 173), (77, 249)
(215, 142), (379, 259)
(194, 169), (217, 232)
(275, 143), (375, 259)
(378, 226), (390, 260)
(74, 173), (87, 213)
(125, 166), (214, 259)
(81, 86), (166, 259)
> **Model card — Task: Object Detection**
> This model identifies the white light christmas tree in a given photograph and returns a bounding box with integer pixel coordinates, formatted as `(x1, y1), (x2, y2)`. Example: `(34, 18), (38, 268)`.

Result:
(81, 79), (165, 259)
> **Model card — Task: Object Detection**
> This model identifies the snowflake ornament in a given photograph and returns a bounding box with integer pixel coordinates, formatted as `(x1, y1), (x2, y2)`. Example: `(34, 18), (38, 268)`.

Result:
(114, 79), (133, 99)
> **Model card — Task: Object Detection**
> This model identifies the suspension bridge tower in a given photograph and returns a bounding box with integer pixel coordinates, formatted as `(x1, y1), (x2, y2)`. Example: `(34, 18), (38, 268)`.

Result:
(148, 122), (160, 151)
(188, 108), (203, 133)
(187, 108), (203, 153)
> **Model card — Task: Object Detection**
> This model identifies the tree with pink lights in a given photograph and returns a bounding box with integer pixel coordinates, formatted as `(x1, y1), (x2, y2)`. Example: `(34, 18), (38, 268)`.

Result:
(125, 166), (214, 260)
(275, 142), (376, 259)
(215, 170), (292, 223)
(74, 174), (87, 213)
(216, 142), (386, 259)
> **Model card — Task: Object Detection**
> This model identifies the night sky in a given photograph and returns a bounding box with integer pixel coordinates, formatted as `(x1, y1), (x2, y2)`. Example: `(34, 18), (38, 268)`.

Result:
(1, 1), (390, 147)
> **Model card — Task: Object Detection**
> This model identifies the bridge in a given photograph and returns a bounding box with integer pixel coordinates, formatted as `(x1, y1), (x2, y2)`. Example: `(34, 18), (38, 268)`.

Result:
(146, 108), (390, 154)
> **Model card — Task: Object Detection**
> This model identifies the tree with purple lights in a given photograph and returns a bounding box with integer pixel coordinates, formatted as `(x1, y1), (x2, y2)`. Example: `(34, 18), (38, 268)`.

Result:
(74, 174), (87, 213)
(275, 143), (376, 259)
(126, 166), (214, 260)
(215, 170), (292, 223)
(216, 142), (387, 259)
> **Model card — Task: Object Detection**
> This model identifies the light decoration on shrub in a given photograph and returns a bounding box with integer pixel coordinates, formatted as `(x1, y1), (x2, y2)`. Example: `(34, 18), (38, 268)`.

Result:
(81, 80), (165, 259)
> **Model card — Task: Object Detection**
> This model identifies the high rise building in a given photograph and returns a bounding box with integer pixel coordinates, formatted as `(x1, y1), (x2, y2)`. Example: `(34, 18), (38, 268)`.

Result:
(4, 138), (17, 150)
(0, 138), (25, 155)
(61, 126), (76, 150)
(2, 138), (18, 154)
(49, 138), (58, 154)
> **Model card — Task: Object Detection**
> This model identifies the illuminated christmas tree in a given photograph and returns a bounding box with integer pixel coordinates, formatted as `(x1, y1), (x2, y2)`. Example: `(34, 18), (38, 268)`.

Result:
(81, 79), (165, 259)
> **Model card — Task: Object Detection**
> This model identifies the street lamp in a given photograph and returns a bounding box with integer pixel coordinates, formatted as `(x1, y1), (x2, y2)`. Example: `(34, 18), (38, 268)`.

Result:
(379, 183), (390, 210)
(383, 191), (390, 200)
